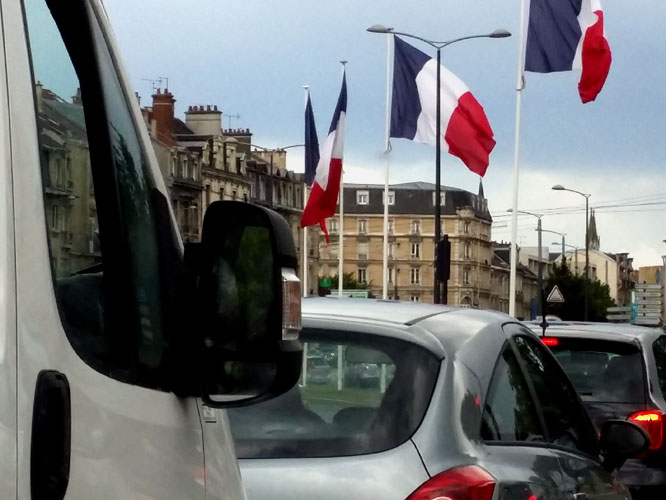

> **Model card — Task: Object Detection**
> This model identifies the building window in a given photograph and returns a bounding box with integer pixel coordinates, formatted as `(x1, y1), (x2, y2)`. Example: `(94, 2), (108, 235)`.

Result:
(388, 242), (395, 259)
(388, 219), (394, 234)
(356, 190), (369, 205)
(388, 267), (395, 284)
(358, 242), (368, 261)
(464, 220), (470, 234)
(358, 219), (367, 234)
(411, 220), (421, 235)
(329, 218), (339, 234)
(432, 192), (446, 206)
(383, 190), (395, 206)
(410, 295), (420, 302)
(410, 267), (420, 284)
(358, 267), (367, 284)
(51, 205), (60, 231)
(411, 242), (420, 259)
(170, 156), (176, 177)
(465, 243), (471, 259)
(463, 269), (470, 285)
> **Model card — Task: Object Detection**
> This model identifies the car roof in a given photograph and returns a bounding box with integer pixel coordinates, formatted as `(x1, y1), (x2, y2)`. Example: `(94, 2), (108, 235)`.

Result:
(524, 320), (664, 344)
(303, 297), (515, 354)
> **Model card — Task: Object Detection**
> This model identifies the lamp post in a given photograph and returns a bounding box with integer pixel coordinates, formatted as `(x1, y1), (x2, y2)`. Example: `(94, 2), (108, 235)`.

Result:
(552, 184), (591, 320)
(508, 209), (544, 318)
(367, 24), (511, 304)
(553, 242), (580, 274)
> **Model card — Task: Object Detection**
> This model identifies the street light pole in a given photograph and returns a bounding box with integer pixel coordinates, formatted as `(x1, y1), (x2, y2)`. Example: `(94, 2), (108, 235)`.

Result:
(552, 185), (591, 320)
(508, 208), (543, 319)
(366, 25), (511, 304)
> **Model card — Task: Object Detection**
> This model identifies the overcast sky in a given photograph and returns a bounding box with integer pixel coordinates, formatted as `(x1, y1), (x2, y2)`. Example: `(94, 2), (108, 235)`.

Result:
(104, 0), (666, 267)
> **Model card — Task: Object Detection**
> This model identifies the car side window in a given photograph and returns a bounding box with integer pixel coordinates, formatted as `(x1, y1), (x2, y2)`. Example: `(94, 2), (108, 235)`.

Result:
(512, 333), (598, 456)
(25, 0), (170, 387)
(481, 344), (545, 443)
(653, 336), (666, 399)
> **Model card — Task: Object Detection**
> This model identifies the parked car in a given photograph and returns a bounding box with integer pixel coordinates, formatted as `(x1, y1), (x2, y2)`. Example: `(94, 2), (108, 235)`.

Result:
(228, 299), (648, 500)
(306, 355), (332, 384)
(526, 321), (666, 499)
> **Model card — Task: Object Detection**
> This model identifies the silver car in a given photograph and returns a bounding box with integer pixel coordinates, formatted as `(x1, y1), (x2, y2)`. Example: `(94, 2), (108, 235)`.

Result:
(228, 299), (648, 500)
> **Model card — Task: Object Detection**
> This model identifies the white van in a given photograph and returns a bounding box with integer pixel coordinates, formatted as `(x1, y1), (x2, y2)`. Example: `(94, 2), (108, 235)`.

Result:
(0, 0), (302, 498)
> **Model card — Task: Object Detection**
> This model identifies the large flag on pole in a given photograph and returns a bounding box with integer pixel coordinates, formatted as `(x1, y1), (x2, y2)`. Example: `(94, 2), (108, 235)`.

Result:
(390, 37), (495, 177)
(304, 91), (320, 186)
(301, 72), (347, 243)
(525, 0), (611, 103)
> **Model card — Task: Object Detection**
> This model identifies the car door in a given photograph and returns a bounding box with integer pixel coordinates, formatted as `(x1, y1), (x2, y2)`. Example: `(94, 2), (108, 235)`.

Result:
(0, 5), (17, 492)
(480, 341), (565, 500)
(508, 327), (630, 500)
(9, 0), (209, 498)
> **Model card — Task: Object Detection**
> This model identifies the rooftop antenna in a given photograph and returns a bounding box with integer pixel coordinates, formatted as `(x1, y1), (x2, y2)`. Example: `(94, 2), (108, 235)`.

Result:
(142, 77), (164, 94)
(226, 113), (240, 129)
(158, 76), (170, 90)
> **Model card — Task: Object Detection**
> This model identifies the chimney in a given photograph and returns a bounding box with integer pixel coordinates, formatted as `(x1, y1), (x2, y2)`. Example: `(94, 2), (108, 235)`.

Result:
(151, 88), (176, 144)
(184, 103), (222, 136)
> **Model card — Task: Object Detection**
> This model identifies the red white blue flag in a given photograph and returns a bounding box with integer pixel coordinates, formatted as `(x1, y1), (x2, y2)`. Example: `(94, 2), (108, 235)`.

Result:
(300, 72), (346, 243)
(525, 0), (612, 103)
(390, 37), (495, 177)
(303, 91), (320, 187)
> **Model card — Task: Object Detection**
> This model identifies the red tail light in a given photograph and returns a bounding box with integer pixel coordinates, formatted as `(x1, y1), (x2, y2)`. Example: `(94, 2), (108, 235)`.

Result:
(629, 411), (664, 450)
(406, 465), (495, 500)
(541, 337), (559, 346)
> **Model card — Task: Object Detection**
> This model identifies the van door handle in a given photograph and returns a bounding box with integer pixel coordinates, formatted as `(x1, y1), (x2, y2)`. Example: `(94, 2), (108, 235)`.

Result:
(31, 370), (71, 500)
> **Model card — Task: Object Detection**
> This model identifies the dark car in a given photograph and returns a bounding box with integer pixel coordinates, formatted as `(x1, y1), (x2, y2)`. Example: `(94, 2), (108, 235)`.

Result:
(526, 321), (666, 499)
(228, 299), (648, 500)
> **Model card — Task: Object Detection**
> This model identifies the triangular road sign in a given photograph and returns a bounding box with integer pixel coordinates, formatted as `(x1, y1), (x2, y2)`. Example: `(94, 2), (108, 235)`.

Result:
(547, 285), (565, 303)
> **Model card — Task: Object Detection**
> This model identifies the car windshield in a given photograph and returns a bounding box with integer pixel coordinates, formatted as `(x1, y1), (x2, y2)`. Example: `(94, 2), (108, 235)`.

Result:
(548, 338), (645, 404)
(227, 329), (440, 459)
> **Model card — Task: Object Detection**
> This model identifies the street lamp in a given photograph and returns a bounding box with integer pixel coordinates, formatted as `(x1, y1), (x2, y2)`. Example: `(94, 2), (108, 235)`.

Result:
(367, 24), (511, 304)
(542, 229), (566, 262)
(552, 184), (591, 320)
(507, 208), (544, 318)
(552, 242), (581, 275)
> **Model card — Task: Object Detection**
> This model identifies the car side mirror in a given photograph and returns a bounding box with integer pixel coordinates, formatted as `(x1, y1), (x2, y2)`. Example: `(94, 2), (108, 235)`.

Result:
(186, 201), (302, 408)
(599, 420), (650, 472)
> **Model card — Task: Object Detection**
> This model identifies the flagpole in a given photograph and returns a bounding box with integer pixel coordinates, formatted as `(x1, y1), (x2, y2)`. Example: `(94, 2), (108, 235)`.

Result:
(302, 86), (310, 298)
(382, 35), (393, 300)
(509, 0), (529, 317)
(338, 61), (347, 297)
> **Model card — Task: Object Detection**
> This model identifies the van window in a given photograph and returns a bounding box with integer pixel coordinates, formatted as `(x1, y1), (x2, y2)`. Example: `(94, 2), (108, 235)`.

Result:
(25, 0), (170, 387)
(227, 331), (439, 458)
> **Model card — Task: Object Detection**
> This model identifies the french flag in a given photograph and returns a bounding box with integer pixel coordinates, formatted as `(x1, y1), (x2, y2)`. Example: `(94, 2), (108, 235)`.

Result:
(300, 72), (347, 243)
(525, 0), (612, 103)
(390, 37), (495, 177)
(303, 90), (320, 187)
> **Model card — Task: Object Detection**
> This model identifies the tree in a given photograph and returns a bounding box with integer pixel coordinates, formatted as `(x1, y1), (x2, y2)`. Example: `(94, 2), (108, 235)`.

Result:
(543, 257), (615, 321)
(317, 272), (372, 296)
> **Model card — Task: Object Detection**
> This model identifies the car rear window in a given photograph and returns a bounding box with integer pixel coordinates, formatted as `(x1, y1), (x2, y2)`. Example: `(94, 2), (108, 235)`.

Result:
(547, 338), (645, 404)
(227, 329), (440, 459)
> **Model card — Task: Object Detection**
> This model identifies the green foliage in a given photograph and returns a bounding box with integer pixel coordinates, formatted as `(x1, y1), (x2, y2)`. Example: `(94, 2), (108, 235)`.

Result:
(544, 257), (616, 321)
(321, 272), (371, 290)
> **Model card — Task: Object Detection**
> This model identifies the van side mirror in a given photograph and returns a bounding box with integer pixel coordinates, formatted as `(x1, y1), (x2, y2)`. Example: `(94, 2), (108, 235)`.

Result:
(186, 201), (302, 408)
(599, 420), (650, 472)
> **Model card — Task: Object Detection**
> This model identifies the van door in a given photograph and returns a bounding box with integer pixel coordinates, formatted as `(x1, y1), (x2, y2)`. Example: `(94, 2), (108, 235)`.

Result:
(8, 0), (214, 498)
(0, 3), (17, 493)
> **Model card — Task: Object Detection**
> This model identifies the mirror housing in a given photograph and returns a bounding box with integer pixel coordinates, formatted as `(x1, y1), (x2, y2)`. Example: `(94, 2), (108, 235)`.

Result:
(185, 201), (302, 408)
(599, 419), (650, 472)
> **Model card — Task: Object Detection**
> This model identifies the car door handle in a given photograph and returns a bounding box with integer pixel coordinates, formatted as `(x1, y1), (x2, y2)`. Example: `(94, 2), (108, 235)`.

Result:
(31, 370), (71, 500)
(572, 493), (589, 500)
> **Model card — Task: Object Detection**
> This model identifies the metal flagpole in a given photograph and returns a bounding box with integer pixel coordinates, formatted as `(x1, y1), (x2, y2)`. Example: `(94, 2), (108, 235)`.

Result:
(338, 61), (347, 297)
(382, 35), (393, 300)
(434, 46), (442, 304)
(509, 0), (529, 317)
(302, 86), (310, 298)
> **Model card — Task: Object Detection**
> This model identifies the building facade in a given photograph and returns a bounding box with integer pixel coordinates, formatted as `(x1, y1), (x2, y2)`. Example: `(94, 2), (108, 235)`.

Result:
(318, 181), (493, 305)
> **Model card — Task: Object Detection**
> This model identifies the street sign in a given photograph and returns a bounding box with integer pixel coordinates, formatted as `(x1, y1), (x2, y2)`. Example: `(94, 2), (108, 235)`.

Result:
(547, 285), (565, 303)
(319, 278), (332, 288)
(338, 289), (369, 299)
(635, 318), (660, 326)
(635, 284), (661, 290)
(607, 306), (632, 313)
(607, 314), (631, 321)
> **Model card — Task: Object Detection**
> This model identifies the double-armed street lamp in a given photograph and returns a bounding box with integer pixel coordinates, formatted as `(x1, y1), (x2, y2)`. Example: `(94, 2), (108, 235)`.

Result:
(552, 184), (591, 320)
(367, 24), (511, 304)
(507, 208), (544, 318)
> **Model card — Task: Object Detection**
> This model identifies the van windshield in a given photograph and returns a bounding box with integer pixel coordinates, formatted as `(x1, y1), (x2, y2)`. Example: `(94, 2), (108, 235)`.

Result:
(548, 338), (645, 404)
(228, 329), (440, 459)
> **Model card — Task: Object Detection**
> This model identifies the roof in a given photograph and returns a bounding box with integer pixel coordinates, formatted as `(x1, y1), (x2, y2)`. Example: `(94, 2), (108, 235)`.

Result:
(173, 118), (194, 135)
(341, 182), (491, 221)
(523, 321), (663, 343)
(302, 297), (512, 354)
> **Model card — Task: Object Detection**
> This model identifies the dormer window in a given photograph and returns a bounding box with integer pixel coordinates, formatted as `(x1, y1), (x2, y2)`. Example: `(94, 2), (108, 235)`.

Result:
(356, 190), (369, 205)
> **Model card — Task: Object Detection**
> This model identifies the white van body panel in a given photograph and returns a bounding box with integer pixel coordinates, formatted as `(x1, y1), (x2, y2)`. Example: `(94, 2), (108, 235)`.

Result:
(0, 0), (17, 495)
(3, 0), (246, 498)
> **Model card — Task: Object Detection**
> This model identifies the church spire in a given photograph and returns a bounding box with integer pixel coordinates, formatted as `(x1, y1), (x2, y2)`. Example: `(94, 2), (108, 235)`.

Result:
(588, 209), (600, 251)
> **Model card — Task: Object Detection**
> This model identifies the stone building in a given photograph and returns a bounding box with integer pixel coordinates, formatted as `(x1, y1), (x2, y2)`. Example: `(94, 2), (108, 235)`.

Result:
(318, 181), (493, 305)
